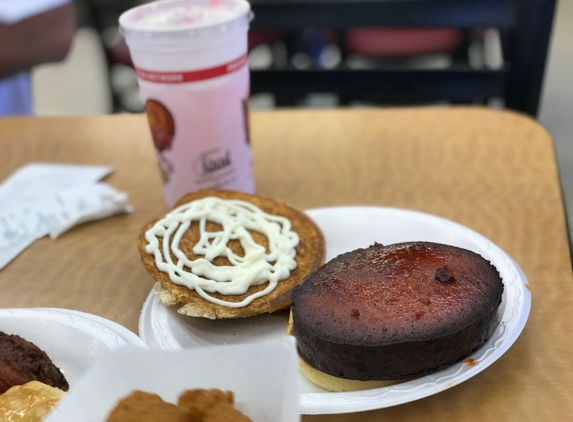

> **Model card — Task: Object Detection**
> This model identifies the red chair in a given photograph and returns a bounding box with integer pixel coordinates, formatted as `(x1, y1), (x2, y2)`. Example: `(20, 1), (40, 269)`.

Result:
(345, 28), (462, 58)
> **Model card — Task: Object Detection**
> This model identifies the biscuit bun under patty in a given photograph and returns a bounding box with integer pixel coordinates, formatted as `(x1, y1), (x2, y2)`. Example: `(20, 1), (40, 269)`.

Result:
(138, 189), (326, 319)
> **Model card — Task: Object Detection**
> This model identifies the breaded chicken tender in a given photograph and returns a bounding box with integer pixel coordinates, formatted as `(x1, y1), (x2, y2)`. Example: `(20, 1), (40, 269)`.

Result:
(106, 391), (187, 422)
(178, 389), (251, 422)
(106, 389), (252, 422)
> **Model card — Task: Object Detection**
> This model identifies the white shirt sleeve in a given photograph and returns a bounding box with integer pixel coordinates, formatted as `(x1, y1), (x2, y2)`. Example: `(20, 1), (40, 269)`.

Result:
(0, 0), (71, 25)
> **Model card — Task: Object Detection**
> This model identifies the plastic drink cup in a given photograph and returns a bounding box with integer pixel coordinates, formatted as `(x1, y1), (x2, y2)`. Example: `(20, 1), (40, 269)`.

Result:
(120, 0), (254, 207)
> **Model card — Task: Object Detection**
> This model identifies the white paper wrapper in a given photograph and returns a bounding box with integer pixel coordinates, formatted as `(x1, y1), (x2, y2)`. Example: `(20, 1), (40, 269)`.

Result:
(45, 337), (300, 422)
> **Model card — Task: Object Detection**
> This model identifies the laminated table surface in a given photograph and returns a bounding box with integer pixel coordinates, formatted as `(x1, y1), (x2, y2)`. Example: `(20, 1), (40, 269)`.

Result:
(0, 107), (570, 421)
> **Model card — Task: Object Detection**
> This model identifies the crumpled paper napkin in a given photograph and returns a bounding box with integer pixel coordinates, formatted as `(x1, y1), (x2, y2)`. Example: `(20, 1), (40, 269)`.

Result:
(0, 163), (133, 270)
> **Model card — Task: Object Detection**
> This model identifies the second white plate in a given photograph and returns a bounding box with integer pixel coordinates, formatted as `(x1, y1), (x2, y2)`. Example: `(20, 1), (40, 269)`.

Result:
(138, 206), (531, 414)
(0, 308), (147, 386)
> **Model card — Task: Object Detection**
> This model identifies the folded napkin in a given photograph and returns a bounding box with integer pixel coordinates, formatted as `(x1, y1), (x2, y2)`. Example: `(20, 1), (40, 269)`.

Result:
(0, 163), (133, 270)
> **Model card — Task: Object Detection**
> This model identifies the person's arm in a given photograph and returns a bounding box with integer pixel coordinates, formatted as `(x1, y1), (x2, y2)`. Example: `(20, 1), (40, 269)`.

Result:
(0, 3), (75, 79)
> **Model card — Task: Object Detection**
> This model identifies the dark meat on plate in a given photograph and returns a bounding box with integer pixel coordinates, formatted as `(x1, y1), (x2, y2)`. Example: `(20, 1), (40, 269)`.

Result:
(0, 331), (69, 394)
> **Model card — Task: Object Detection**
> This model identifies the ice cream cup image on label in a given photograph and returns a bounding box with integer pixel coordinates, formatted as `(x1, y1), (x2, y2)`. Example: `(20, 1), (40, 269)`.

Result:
(120, 0), (255, 207)
(146, 99), (175, 153)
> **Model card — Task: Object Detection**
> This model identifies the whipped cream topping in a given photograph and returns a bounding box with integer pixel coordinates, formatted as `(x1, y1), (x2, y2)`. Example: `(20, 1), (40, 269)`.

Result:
(145, 197), (299, 307)
(130, 4), (240, 29)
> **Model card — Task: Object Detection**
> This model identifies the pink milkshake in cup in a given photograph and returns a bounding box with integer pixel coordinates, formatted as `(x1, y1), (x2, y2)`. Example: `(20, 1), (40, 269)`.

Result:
(120, 0), (254, 207)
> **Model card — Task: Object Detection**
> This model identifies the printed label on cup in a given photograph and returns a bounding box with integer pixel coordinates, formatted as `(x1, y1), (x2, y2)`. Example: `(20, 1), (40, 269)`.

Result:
(135, 54), (248, 83)
(138, 55), (254, 207)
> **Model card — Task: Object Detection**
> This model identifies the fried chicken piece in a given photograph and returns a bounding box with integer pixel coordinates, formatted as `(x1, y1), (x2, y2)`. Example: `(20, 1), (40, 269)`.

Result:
(106, 391), (188, 422)
(202, 401), (253, 422)
(0, 332), (69, 394)
(178, 389), (251, 422)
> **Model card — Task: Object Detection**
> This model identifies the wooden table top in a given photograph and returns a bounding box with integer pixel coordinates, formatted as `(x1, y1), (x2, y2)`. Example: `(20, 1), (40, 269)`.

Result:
(0, 107), (571, 421)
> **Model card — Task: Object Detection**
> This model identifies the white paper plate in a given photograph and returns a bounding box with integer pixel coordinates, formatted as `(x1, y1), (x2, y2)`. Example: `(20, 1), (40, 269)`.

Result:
(138, 206), (531, 414)
(0, 308), (146, 386)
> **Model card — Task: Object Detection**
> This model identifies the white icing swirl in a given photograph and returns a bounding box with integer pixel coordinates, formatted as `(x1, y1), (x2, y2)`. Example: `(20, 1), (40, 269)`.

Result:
(144, 197), (299, 307)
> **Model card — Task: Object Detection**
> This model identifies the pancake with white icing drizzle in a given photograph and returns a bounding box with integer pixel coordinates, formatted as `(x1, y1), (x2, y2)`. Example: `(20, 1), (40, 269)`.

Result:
(138, 189), (326, 319)
(145, 197), (300, 307)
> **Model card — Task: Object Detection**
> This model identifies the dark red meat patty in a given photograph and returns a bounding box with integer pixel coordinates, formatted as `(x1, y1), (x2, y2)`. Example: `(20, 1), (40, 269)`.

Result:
(0, 331), (69, 394)
(291, 242), (504, 381)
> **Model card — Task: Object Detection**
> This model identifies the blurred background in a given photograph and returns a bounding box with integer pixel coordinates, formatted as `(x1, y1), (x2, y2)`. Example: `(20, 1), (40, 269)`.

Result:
(19, 0), (573, 232)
